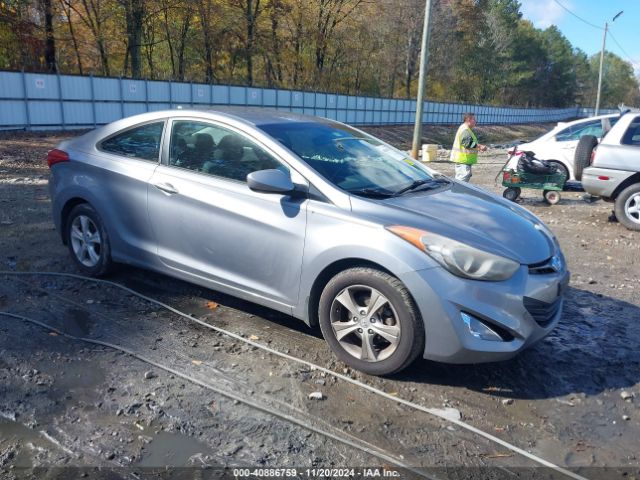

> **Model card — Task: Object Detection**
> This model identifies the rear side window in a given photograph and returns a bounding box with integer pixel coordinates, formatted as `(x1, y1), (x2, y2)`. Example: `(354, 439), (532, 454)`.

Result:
(100, 122), (165, 161)
(621, 117), (640, 147)
(555, 120), (603, 142)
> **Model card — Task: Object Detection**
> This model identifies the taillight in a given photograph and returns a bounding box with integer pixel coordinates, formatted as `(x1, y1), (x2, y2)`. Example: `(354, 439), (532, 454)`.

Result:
(47, 149), (69, 168)
(590, 149), (596, 164)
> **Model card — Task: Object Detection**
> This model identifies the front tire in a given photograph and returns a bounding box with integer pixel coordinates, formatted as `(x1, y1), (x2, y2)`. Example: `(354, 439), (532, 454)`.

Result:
(503, 187), (521, 202)
(614, 184), (640, 231)
(66, 204), (113, 276)
(544, 190), (561, 205)
(318, 267), (424, 376)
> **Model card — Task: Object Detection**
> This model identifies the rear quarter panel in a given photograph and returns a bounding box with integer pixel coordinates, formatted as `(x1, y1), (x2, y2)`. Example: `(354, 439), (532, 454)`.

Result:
(50, 148), (160, 268)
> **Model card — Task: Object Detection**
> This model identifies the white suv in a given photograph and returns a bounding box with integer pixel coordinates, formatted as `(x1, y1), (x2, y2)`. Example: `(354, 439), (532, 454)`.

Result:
(579, 113), (640, 230)
(515, 114), (619, 180)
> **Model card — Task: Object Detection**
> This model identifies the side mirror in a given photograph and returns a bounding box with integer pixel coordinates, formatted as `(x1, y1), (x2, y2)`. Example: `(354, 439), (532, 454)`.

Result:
(247, 169), (295, 194)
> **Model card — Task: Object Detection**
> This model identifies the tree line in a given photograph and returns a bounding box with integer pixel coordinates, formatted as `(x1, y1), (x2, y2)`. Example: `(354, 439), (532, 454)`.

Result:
(1, 0), (638, 108)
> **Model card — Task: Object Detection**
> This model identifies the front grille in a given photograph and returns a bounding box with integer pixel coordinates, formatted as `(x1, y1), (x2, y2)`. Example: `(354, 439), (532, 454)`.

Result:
(528, 257), (557, 275)
(524, 296), (562, 328)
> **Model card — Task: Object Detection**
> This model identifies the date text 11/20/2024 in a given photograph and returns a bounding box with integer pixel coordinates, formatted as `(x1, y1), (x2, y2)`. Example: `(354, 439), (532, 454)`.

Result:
(232, 468), (401, 477)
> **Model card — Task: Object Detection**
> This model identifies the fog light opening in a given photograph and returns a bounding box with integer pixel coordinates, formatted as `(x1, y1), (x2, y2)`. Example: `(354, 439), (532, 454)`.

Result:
(461, 312), (505, 342)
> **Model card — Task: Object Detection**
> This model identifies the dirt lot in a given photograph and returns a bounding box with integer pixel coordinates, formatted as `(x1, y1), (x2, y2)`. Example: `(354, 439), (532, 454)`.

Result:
(0, 125), (639, 479)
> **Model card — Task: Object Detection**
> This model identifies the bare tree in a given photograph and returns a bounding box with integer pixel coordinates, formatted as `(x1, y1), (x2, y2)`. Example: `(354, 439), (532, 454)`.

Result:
(39, 0), (57, 72)
(196, 0), (218, 83)
(228, 0), (267, 86)
(58, 0), (83, 74)
(119, 0), (145, 78)
(263, 0), (287, 86)
(160, 0), (193, 81)
(61, 0), (112, 75)
(312, 0), (364, 84)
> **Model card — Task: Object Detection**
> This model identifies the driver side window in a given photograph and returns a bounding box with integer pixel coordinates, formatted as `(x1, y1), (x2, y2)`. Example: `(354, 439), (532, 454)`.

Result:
(168, 120), (288, 182)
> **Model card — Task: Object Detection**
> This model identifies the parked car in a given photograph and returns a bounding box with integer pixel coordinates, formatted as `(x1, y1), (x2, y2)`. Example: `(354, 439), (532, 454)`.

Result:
(578, 112), (640, 230)
(48, 109), (569, 375)
(512, 113), (619, 180)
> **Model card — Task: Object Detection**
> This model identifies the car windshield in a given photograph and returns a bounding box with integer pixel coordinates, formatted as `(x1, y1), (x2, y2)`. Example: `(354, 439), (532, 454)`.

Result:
(259, 122), (438, 196)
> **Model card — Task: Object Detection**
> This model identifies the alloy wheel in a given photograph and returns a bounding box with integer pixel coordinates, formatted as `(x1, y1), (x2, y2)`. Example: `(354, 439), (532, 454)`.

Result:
(624, 194), (640, 225)
(329, 285), (401, 362)
(70, 215), (102, 267)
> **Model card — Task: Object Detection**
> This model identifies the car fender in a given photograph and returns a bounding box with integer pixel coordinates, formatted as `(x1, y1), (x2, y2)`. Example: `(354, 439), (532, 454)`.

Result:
(294, 231), (438, 323)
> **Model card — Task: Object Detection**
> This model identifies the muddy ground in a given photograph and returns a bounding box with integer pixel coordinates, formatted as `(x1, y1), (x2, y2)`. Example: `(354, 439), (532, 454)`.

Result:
(0, 124), (638, 479)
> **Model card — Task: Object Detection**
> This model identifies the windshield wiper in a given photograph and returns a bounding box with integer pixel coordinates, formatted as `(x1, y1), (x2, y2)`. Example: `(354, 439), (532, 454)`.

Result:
(392, 178), (449, 196)
(348, 188), (396, 198)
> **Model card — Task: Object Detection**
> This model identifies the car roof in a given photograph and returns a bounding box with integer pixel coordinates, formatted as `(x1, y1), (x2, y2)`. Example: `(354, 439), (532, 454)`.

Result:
(555, 113), (617, 128)
(601, 111), (640, 144)
(171, 106), (335, 127)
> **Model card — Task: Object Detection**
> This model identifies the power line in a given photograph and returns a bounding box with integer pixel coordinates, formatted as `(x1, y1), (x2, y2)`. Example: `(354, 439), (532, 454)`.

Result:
(551, 0), (636, 68)
(551, 0), (603, 30)
(608, 30), (638, 68)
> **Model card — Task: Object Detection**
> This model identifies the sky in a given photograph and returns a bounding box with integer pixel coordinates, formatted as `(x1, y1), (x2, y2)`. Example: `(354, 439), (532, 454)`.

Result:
(519, 0), (639, 74)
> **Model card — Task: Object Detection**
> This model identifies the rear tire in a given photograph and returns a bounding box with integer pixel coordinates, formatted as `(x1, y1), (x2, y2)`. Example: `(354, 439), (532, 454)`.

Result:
(318, 267), (424, 376)
(614, 184), (640, 231)
(573, 135), (598, 181)
(66, 204), (113, 277)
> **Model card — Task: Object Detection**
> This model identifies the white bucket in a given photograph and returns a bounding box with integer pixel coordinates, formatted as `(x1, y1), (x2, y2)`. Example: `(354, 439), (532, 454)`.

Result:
(421, 144), (438, 162)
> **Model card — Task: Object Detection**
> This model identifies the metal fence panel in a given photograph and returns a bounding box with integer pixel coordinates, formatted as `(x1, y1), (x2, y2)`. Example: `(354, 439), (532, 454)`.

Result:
(1, 71), (615, 131)
(28, 101), (61, 125)
(93, 78), (120, 101)
(171, 82), (191, 103)
(122, 79), (145, 102)
(192, 84), (210, 104)
(229, 86), (245, 104)
(247, 88), (262, 106)
(148, 103), (170, 112)
(63, 102), (93, 125)
(303, 92), (315, 108)
(147, 81), (169, 102)
(263, 88), (277, 106)
(0, 100), (26, 126)
(25, 73), (58, 99)
(0, 72), (24, 99)
(212, 85), (229, 104)
(60, 75), (91, 100)
(124, 103), (147, 117)
(291, 91), (304, 107)
(277, 90), (290, 107)
(95, 103), (122, 124)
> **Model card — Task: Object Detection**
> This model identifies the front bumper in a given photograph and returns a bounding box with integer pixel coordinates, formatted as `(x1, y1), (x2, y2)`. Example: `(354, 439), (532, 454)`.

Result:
(400, 262), (570, 364)
(582, 167), (635, 198)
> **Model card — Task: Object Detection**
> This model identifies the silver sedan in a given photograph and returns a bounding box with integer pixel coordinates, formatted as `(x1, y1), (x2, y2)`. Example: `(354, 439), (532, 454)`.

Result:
(48, 108), (569, 375)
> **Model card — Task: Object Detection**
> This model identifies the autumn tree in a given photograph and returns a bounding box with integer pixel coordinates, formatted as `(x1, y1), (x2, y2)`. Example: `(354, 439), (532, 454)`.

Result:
(3, 0), (637, 109)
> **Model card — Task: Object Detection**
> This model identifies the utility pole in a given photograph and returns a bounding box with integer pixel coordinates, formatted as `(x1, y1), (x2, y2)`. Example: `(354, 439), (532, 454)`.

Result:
(595, 23), (608, 116)
(595, 10), (623, 116)
(411, 0), (434, 160)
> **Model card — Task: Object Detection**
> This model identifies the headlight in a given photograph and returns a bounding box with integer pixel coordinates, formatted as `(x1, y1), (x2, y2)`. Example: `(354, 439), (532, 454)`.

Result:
(387, 226), (520, 281)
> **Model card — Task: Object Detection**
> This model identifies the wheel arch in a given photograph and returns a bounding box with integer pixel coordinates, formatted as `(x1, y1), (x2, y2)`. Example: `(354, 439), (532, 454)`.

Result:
(612, 173), (640, 200)
(60, 197), (91, 245)
(306, 258), (400, 328)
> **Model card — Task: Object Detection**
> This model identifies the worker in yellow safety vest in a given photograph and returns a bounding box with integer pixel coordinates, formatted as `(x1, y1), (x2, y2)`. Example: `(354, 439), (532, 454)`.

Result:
(450, 112), (487, 182)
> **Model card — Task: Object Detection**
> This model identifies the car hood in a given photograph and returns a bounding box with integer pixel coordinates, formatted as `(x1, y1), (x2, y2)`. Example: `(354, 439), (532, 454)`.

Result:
(351, 181), (556, 265)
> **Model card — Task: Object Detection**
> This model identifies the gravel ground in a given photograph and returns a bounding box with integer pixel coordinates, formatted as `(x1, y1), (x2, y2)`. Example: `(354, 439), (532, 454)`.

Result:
(0, 126), (639, 479)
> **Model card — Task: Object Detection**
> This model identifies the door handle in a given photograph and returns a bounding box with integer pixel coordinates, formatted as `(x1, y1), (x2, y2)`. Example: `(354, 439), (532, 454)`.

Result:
(153, 182), (178, 195)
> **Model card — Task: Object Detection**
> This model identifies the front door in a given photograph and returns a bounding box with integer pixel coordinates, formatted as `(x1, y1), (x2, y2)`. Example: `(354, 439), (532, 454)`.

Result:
(147, 119), (308, 309)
